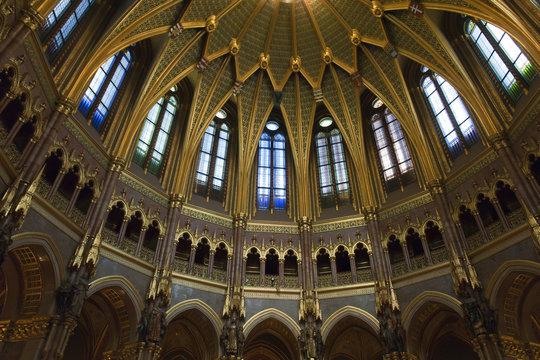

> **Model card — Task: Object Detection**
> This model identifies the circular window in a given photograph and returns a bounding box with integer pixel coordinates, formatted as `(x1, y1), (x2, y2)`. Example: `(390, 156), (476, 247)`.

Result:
(421, 66), (429, 73)
(215, 109), (227, 119)
(372, 98), (384, 109)
(266, 121), (279, 131)
(319, 117), (333, 128)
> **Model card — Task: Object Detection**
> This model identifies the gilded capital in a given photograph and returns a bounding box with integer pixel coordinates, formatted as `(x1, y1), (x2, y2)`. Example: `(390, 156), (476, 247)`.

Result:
(487, 133), (510, 151)
(298, 216), (312, 232)
(109, 157), (126, 172)
(233, 212), (247, 228)
(169, 194), (185, 209)
(21, 8), (45, 31)
(55, 97), (77, 115)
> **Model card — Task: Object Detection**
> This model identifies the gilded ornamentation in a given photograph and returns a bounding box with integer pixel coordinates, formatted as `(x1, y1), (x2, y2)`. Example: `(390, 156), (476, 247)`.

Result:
(322, 47), (333, 64)
(205, 15), (217, 33)
(371, 1), (384, 18)
(290, 56), (301, 72)
(350, 29), (361, 46)
(229, 38), (240, 56)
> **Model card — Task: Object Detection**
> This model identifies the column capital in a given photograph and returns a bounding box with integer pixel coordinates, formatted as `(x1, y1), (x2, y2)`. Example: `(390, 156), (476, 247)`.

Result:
(169, 194), (185, 208)
(297, 216), (312, 231)
(233, 212), (247, 228)
(55, 97), (77, 116)
(362, 206), (379, 221)
(109, 157), (126, 172)
(487, 133), (510, 151)
(427, 179), (446, 195)
(21, 8), (45, 31)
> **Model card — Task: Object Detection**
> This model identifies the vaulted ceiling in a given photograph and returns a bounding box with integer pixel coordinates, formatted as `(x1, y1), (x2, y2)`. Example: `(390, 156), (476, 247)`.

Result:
(58, 0), (536, 208)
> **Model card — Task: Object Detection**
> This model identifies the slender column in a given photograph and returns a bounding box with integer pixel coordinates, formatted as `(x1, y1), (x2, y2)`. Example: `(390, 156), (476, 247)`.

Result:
(420, 235), (433, 265)
(207, 250), (215, 278)
(82, 197), (97, 228)
(278, 258), (285, 287)
(188, 244), (197, 274)
(226, 254), (233, 284)
(259, 258), (266, 286)
(349, 254), (357, 283)
(330, 256), (337, 286)
(364, 208), (390, 282)
(401, 243), (412, 271)
(297, 259), (303, 288)
(312, 259), (318, 288)
(0, 90), (18, 115)
(65, 184), (82, 214)
(491, 199), (510, 230)
(153, 235), (165, 264)
(158, 195), (183, 268)
(46, 169), (66, 200)
(115, 217), (129, 247)
(298, 216), (314, 291)
(18, 136), (38, 166)
(136, 226), (148, 256)
(473, 210), (491, 243)
(231, 213), (247, 288)
(0, 9), (44, 67)
(3, 116), (26, 146)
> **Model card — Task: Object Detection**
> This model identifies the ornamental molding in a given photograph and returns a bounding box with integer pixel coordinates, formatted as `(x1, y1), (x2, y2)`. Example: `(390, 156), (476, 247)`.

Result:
(379, 193), (433, 220)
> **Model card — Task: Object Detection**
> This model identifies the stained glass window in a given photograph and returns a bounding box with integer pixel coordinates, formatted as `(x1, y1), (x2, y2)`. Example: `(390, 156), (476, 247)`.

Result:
(79, 50), (132, 132)
(133, 88), (179, 176)
(371, 105), (415, 191)
(422, 69), (479, 158)
(43, 0), (95, 58)
(466, 19), (536, 101)
(195, 111), (231, 200)
(257, 129), (287, 211)
(315, 124), (350, 209)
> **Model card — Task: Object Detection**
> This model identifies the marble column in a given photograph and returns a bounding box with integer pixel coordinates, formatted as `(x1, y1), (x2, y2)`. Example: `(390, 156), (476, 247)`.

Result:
(329, 256), (337, 286)
(349, 254), (357, 283)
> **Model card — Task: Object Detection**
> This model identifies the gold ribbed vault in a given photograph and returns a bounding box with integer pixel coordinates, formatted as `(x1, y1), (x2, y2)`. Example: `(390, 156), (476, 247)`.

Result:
(52, 0), (540, 214)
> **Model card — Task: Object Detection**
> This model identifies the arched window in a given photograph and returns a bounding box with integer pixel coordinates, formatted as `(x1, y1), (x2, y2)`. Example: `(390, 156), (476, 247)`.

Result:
(41, 0), (95, 58)
(79, 50), (132, 132)
(315, 117), (350, 209)
(371, 102), (414, 191)
(133, 88), (179, 176)
(465, 18), (537, 101)
(257, 122), (286, 211)
(421, 68), (479, 158)
(194, 109), (230, 201)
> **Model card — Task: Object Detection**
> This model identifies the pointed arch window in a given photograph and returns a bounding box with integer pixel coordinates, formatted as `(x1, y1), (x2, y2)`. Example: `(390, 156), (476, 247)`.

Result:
(257, 124), (287, 211)
(315, 119), (350, 209)
(465, 18), (537, 101)
(195, 110), (231, 201)
(371, 104), (414, 191)
(133, 88), (179, 176)
(79, 50), (132, 132)
(421, 68), (479, 158)
(41, 0), (95, 58)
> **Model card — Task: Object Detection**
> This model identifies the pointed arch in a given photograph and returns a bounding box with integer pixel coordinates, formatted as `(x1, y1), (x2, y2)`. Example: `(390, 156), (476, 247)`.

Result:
(243, 308), (301, 338)
(87, 275), (144, 321)
(402, 291), (463, 332)
(165, 299), (223, 336)
(321, 306), (379, 341)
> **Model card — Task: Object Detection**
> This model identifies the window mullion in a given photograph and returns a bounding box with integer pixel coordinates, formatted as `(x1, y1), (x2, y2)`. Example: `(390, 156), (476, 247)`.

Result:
(206, 122), (221, 200)
(270, 136), (274, 213)
(475, 20), (528, 91)
(86, 53), (123, 124)
(327, 133), (340, 208)
(41, 0), (84, 47)
(143, 96), (168, 171)
(381, 115), (402, 186)
(431, 74), (468, 151)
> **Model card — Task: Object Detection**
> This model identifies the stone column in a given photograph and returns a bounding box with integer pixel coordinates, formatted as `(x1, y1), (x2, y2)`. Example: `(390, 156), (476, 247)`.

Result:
(259, 258), (265, 286)
(4, 115), (27, 147)
(187, 244), (197, 274)
(115, 216), (129, 247)
(297, 259), (303, 288)
(158, 195), (184, 268)
(349, 254), (357, 283)
(473, 210), (491, 243)
(207, 249), (215, 278)
(312, 258), (318, 288)
(329, 256), (337, 286)
(420, 235), (433, 265)
(226, 254), (233, 284)
(298, 216), (314, 291)
(0, 8), (44, 67)
(65, 184), (82, 214)
(153, 235), (165, 264)
(364, 208), (390, 282)
(401, 242), (412, 271)
(491, 199), (510, 230)
(136, 226), (148, 256)
(46, 169), (66, 200)
(82, 197), (97, 228)
(278, 258), (285, 287)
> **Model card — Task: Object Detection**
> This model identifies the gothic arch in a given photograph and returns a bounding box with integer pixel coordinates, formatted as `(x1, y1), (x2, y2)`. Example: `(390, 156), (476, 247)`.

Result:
(321, 306), (380, 342)
(403, 292), (476, 360)
(11, 232), (65, 288)
(87, 275), (144, 321)
(244, 308), (301, 339)
(165, 299), (223, 335)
